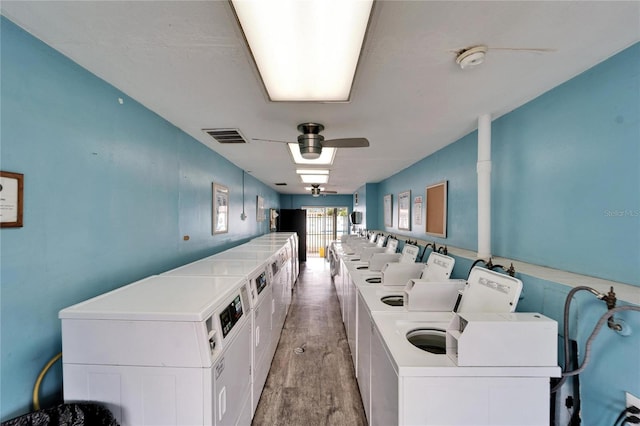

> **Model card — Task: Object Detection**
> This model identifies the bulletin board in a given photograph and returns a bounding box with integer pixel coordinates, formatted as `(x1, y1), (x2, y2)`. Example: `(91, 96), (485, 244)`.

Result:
(425, 181), (447, 238)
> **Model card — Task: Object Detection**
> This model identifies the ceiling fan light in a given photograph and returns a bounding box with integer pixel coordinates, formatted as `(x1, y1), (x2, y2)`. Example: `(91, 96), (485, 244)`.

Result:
(287, 143), (336, 165)
(299, 145), (322, 160)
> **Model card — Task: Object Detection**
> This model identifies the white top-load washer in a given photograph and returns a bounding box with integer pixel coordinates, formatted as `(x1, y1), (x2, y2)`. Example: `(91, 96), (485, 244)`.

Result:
(60, 275), (253, 426)
(339, 245), (428, 369)
(352, 251), (457, 418)
(345, 244), (421, 285)
(162, 258), (274, 417)
(346, 238), (399, 272)
(367, 267), (561, 426)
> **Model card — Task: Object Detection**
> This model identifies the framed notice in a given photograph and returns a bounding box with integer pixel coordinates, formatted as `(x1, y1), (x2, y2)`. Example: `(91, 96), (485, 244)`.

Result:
(0, 171), (24, 228)
(425, 181), (448, 238)
(413, 195), (423, 227)
(398, 190), (411, 231)
(383, 194), (393, 227)
(212, 183), (229, 234)
(256, 195), (265, 222)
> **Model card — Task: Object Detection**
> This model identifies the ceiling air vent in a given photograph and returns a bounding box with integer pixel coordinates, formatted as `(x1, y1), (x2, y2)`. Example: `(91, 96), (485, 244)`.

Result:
(275, 183), (287, 186)
(203, 128), (247, 144)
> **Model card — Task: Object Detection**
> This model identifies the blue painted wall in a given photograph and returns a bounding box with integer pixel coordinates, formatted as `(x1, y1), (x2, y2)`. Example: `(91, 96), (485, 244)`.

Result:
(353, 182), (378, 230)
(279, 193), (353, 210)
(370, 42), (640, 424)
(376, 43), (639, 286)
(0, 17), (279, 421)
(377, 133), (478, 250)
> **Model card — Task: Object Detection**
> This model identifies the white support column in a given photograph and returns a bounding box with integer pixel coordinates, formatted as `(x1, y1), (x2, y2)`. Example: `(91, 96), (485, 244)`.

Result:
(477, 114), (492, 259)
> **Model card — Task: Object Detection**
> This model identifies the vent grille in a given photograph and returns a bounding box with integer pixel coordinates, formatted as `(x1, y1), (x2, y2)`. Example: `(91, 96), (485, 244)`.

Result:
(275, 183), (287, 186)
(203, 128), (247, 144)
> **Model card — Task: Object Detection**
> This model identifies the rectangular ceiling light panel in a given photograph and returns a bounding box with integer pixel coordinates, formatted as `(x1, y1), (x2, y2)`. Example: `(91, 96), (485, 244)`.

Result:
(288, 143), (336, 165)
(232, 0), (374, 102)
(296, 169), (329, 175)
(300, 174), (329, 184)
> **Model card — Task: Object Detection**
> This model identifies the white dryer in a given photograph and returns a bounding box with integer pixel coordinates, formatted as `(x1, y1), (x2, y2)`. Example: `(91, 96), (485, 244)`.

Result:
(211, 246), (290, 362)
(162, 258), (274, 417)
(60, 275), (253, 426)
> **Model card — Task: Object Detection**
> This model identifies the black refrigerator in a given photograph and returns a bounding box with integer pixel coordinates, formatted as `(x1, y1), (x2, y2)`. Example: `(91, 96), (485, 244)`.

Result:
(277, 209), (307, 262)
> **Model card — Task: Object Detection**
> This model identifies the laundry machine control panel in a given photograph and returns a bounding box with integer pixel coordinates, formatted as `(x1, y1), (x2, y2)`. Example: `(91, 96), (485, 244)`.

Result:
(446, 312), (558, 366)
(255, 270), (269, 295)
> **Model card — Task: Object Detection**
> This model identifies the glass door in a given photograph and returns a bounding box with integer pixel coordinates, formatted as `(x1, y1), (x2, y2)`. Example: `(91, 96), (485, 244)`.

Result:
(304, 207), (349, 256)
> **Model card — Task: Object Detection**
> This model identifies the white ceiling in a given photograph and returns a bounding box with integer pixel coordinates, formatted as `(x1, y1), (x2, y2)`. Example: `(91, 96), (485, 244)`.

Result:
(2, 1), (639, 195)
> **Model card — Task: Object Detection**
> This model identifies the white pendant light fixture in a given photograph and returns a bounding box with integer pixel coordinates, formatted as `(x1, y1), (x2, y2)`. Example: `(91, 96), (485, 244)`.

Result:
(231, 0), (374, 102)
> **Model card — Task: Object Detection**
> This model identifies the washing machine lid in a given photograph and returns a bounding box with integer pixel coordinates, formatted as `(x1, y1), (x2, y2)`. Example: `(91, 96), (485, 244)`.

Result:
(457, 267), (522, 313)
(59, 275), (248, 321)
(421, 252), (455, 281)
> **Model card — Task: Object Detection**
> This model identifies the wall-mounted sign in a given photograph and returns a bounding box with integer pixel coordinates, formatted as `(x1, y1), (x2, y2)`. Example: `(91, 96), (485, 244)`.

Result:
(0, 171), (24, 228)
(398, 190), (411, 231)
(384, 194), (393, 227)
(413, 195), (423, 227)
(212, 183), (229, 234)
(256, 195), (265, 222)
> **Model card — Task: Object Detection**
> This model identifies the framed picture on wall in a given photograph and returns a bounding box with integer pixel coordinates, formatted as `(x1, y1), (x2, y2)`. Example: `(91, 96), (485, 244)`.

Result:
(0, 171), (24, 228)
(212, 183), (229, 234)
(413, 195), (423, 227)
(398, 190), (411, 231)
(425, 181), (447, 238)
(384, 193), (393, 227)
(256, 195), (265, 222)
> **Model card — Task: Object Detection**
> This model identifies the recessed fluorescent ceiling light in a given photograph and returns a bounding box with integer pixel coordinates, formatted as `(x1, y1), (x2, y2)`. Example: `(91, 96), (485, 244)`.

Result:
(300, 174), (329, 184)
(232, 0), (373, 102)
(288, 143), (336, 165)
(296, 169), (329, 175)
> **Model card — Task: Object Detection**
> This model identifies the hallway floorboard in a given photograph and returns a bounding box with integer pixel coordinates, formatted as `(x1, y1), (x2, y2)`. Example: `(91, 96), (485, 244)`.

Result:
(252, 257), (367, 426)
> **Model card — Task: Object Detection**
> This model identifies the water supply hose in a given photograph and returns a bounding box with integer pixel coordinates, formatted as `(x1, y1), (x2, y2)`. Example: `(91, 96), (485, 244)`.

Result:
(32, 352), (62, 411)
(562, 305), (640, 378)
(467, 258), (489, 278)
(552, 286), (639, 393)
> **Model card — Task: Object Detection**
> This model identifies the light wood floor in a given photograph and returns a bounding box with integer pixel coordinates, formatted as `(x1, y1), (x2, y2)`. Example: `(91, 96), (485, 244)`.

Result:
(252, 257), (367, 426)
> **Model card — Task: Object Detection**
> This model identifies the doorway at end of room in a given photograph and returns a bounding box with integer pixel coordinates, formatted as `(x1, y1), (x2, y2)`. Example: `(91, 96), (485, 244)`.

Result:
(303, 207), (349, 257)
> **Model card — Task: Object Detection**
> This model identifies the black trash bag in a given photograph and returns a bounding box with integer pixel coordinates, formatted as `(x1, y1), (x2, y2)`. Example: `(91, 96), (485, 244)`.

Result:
(1, 403), (118, 426)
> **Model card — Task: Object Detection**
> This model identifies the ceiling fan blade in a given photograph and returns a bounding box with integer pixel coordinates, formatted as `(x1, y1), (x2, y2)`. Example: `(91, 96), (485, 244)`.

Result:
(251, 138), (293, 144)
(448, 47), (556, 53)
(489, 47), (557, 52)
(322, 137), (369, 148)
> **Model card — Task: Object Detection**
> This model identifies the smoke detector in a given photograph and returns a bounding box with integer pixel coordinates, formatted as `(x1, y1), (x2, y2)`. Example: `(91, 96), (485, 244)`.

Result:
(456, 45), (488, 69)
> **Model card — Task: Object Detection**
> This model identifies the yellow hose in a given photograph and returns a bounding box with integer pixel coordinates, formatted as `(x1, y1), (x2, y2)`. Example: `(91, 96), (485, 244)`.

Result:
(32, 352), (62, 411)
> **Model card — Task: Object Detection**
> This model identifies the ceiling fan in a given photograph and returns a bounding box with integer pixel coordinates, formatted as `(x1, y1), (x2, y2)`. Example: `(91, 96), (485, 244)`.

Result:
(452, 44), (556, 69)
(253, 122), (369, 159)
(310, 184), (337, 197)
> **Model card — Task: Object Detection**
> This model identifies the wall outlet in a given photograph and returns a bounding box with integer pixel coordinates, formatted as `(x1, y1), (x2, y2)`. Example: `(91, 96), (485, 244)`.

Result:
(627, 392), (640, 410)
